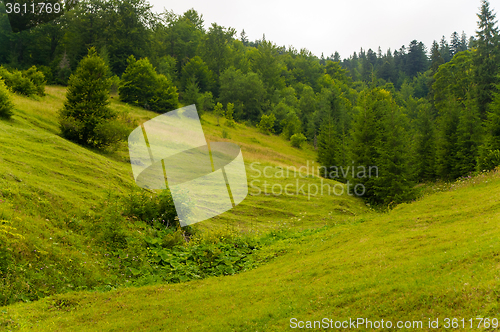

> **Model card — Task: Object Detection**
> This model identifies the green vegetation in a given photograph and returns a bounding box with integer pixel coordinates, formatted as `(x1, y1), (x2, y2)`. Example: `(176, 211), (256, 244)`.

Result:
(2, 167), (500, 330)
(59, 48), (128, 149)
(0, 79), (13, 119)
(118, 56), (179, 113)
(1, 1), (500, 330)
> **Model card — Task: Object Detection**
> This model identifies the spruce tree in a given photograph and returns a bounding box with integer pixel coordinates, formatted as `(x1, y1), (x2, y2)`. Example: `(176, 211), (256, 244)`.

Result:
(478, 84), (500, 170)
(374, 94), (414, 205)
(435, 97), (461, 180)
(414, 101), (436, 182)
(59, 48), (121, 148)
(473, 0), (499, 119)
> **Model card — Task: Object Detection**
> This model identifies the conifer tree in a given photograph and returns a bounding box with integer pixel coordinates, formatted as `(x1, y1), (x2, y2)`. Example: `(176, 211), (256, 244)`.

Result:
(59, 47), (124, 148)
(414, 101), (436, 182)
(478, 84), (500, 170)
(473, 0), (499, 119)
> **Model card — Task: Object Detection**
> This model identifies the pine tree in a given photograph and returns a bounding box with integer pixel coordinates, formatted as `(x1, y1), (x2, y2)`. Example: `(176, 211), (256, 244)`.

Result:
(430, 41), (444, 75)
(349, 89), (382, 201)
(450, 31), (461, 56)
(414, 101), (436, 182)
(182, 77), (200, 107)
(478, 84), (500, 170)
(317, 116), (339, 178)
(456, 92), (481, 175)
(374, 94), (414, 205)
(439, 36), (451, 62)
(473, 0), (500, 119)
(435, 97), (461, 180)
(349, 88), (414, 205)
(59, 47), (122, 148)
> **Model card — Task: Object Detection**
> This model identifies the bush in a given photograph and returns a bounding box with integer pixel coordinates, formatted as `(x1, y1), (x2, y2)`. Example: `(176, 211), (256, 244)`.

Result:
(198, 91), (214, 115)
(23, 66), (46, 96)
(214, 102), (224, 125)
(0, 67), (37, 96)
(0, 79), (14, 119)
(119, 56), (179, 113)
(290, 133), (307, 148)
(109, 75), (120, 95)
(122, 189), (179, 228)
(225, 102), (236, 127)
(148, 74), (179, 113)
(59, 47), (118, 149)
(36, 65), (53, 84)
(93, 120), (131, 149)
(258, 113), (275, 134)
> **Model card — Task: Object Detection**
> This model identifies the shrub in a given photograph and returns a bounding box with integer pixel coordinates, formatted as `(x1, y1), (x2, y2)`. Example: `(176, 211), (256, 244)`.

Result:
(258, 113), (275, 134)
(59, 47), (117, 149)
(23, 66), (46, 96)
(109, 75), (120, 95)
(198, 91), (214, 114)
(0, 79), (14, 119)
(214, 102), (224, 125)
(148, 74), (179, 113)
(119, 56), (179, 113)
(225, 102), (235, 127)
(122, 189), (179, 228)
(36, 65), (53, 84)
(290, 133), (307, 148)
(0, 67), (37, 96)
(93, 120), (130, 149)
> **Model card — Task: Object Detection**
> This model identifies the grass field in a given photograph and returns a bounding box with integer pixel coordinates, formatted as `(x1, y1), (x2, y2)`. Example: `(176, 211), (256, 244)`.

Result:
(1, 87), (500, 331)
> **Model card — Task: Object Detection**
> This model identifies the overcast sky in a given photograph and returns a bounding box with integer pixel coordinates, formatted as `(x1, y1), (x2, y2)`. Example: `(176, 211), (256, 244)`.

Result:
(149, 0), (499, 59)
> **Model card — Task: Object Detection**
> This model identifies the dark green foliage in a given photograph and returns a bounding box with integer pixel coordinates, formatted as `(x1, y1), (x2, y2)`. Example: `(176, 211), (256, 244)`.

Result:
(182, 77), (201, 108)
(290, 133), (306, 148)
(257, 113), (275, 134)
(478, 85), (500, 170)
(119, 56), (179, 113)
(122, 189), (179, 228)
(59, 48), (123, 148)
(349, 88), (414, 205)
(0, 66), (46, 97)
(142, 240), (258, 283)
(0, 79), (13, 119)
(219, 67), (265, 122)
(435, 98), (461, 180)
(473, 0), (500, 119)
(433, 50), (481, 179)
(414, 101), (436, 182)
(180, 56), (213, 93)
(0, 67), (36, 96)
(198, 91), (214, 114)
(23, 66), (47, 96)
(148, 74), (179, 113)
(315, 84), (352, 176)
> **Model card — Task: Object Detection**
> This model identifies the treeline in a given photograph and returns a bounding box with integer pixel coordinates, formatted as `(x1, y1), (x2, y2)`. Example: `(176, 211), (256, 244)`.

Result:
(1, 0), (499, 206)
(333, 32), (471, 91)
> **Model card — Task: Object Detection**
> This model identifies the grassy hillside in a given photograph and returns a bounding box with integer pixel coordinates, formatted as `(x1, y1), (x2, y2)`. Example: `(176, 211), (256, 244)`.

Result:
(2, 169), (500, 331)
(0, 86), (366, 310)
(2, 86), (499, 331)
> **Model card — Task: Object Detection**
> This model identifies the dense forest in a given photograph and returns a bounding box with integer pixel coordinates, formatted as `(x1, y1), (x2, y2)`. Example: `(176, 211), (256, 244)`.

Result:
(1, 0), (499, 206)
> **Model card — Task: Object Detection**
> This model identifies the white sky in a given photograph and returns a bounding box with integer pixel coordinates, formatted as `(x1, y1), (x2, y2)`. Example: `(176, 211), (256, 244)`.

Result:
(149, 0), (500, 59)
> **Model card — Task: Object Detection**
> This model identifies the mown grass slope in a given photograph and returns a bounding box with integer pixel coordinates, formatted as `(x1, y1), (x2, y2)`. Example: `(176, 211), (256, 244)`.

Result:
(2, 170), (500, 331)
(0, 86), (367, 310)
(1, 86), (500, 331)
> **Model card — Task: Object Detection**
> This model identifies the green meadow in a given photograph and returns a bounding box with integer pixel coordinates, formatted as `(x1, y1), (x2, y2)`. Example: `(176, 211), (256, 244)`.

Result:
(1, 87), (500, 331)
